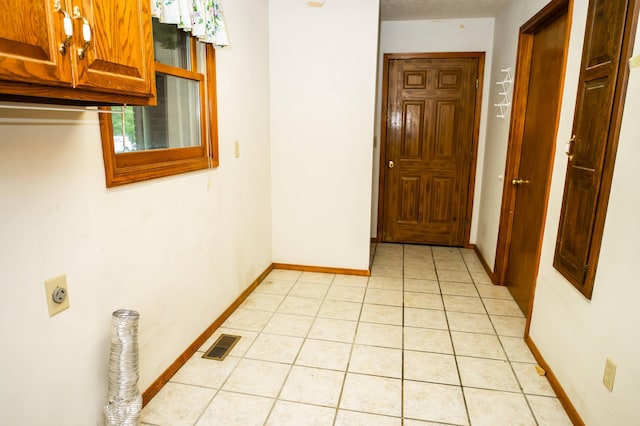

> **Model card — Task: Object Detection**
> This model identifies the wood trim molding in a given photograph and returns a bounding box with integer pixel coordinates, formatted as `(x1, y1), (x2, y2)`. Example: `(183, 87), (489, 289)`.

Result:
(376, 51), (485, 246)
(525, 335), (585, 426)
(141, 264), (273, 405)
(271, 263), (370, 277)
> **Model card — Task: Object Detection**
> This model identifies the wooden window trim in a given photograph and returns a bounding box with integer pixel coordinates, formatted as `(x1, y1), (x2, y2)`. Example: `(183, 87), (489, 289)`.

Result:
(99, 42), (218, 187)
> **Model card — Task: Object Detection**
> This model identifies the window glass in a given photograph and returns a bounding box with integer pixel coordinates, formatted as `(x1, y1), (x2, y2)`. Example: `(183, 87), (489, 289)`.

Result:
(111, 74), (201, 152)
(152, 18), (191, 69)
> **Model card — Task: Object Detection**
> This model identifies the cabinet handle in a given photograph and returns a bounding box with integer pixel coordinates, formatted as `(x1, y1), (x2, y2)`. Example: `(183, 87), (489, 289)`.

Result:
(54, 0), (73, 56)
(73, 6), (91, 60)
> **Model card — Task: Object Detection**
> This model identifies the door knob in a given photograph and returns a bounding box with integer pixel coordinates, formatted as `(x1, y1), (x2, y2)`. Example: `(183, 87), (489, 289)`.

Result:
(388, 160), (395, 169)
(511, 179), (530, 185)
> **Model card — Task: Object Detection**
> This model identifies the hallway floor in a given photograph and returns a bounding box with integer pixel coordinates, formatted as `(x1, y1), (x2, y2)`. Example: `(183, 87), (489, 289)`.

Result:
(141, 244), (572, 425)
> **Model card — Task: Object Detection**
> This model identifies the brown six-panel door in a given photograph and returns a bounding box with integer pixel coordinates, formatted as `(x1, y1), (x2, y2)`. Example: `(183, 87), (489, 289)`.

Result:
(382, 56), (479, 245)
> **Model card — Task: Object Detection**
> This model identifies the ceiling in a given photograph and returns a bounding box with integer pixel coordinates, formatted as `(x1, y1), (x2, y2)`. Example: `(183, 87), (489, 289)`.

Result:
(380, 0), (511, 21)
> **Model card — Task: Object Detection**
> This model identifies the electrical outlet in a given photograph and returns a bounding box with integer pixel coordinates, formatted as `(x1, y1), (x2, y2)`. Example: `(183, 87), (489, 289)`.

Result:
(234, 141), (240, 158)
(603, 358), (617, 392)
(44, 274), (70, 317)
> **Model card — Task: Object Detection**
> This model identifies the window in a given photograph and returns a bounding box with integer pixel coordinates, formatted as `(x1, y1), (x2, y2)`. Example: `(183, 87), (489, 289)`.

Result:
(99, 19), (219, 187)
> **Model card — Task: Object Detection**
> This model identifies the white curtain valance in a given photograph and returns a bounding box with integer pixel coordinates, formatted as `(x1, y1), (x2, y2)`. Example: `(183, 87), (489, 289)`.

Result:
(151, 0), (229, 47)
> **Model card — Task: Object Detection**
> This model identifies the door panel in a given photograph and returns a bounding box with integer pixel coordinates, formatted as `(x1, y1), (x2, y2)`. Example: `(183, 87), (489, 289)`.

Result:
(504, 8), (568, 313)
(382, 57), (479, 246)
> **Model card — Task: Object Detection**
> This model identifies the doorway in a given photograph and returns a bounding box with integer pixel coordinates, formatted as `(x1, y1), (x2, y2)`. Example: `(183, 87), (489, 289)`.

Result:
(378, 53), (484, 246)
(494, 0), (571, 315)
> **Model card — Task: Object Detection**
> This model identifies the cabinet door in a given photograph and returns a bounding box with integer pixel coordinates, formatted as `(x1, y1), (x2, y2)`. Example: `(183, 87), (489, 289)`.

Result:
(0, 0), (73, 86)
(72, 0), (154, 97)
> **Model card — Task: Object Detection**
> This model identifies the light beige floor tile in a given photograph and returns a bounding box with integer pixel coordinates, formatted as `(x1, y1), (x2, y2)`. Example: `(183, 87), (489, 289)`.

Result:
(526, 395), (574, 426)
(483, 298), (524, 317)
(170, 353), (239, 388)
(141, 382), (215, 426)
(470, 270), (493, 284)
(446, 312), (495, 334)
(277, 295), (323, 316)
(432, 248), (463, 261)
(254, 279), (295, 295)
(364, 288), (403, 306)
(404, 327), (453, 354)
(198, 328), (258, 357)
(355, 322), (403, 348)
(326, 285), (366, 303)
(266, 269), (302, 281)
(512, 362), (556, 396)
(339, 373), (402, 417)
(335, 410), (401, 426)
(463, 259), (486, 272)
(349, 345), (402, 378)
(263, 313), (314, 337)
(442, 295), (486, 314)
(456, 356), (520, 392)
(500, 336), (537, 363)
(296, 339), (352, 371)
(245, 333), (303, 363)
(376, 243), (404, 254)
(404, 278), (440, 294)
(403, 420), (449, 426)
(240, 292), (285, 312)
(403, 258), (435, 269)
(280, 366), (345, 407)
(437, 269), (473, 283)
(371, 264), (404, 277)
(435, 260), (468, 271)
(476, 283), (513, 300)
(222, 359), (290, 398)
(195, 391), (273, 426)
(368, 276), (403, 290)
(490, 315), (526, 337)
(404, 308), (448, 330)
(403, 380), (468, 425)
(266, 400), (335, 426)
(404, 350), (460, 385)
(451, 331), (506, 360)
(440, 281), (479, 297)
(404, 244), (433, 258)
(222, 308), (272, 331)
(404, 266), (438, 280)
(464, 388), (536, 426)
(373, 255), (404, 267)
(333, 274), (369, 287)
(308, 318), (357, 343)
(317, 300), (362, 321)
(404, 292), (444, 310)
(289, 281), (330, 299)
(360, 304), (403, 325)
(299, 271), (335, 284)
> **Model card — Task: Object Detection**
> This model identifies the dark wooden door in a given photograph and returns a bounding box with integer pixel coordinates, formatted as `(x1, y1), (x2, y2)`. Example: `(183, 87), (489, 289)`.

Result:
(554, 0), (637, 299)
(505, 8), (568, 313)
(382, 56), (479, 245)
(0, 0), (73, 86)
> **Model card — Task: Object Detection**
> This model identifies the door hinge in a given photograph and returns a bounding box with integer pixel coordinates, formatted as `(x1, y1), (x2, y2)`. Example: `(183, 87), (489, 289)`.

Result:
(583, 264), (589, 278)
(475, 79), (479, 90)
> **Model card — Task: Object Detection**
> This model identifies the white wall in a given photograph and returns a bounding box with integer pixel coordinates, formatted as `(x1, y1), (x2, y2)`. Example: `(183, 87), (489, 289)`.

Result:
(0, 0), (271, 424)
(372, 18), (495, 243)
(270, 0), (379, 270)
(529, 13), (640, 426)
(475, 0), (640, 424)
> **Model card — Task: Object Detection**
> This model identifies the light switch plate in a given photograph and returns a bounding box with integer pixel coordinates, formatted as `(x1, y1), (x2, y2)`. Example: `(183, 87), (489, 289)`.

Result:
(629, 54), (640, 69)
(44, 274), (70, 317)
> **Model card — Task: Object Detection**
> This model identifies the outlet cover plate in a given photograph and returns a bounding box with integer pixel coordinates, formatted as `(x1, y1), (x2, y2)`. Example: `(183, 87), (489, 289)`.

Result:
(44, 274), (70, 317)
(603, 358), (617, 392)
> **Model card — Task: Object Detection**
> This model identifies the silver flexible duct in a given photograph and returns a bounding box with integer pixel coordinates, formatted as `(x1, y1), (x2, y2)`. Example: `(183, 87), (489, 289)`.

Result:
(104, 309), (142, 426)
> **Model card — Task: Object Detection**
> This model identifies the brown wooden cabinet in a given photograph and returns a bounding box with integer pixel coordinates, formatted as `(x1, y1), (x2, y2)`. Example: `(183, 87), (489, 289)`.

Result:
(0, 0), (155, 105)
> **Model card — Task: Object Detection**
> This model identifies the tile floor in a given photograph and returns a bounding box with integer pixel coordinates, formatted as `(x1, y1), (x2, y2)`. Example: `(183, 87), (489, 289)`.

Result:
(141, 244), (573, 426)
